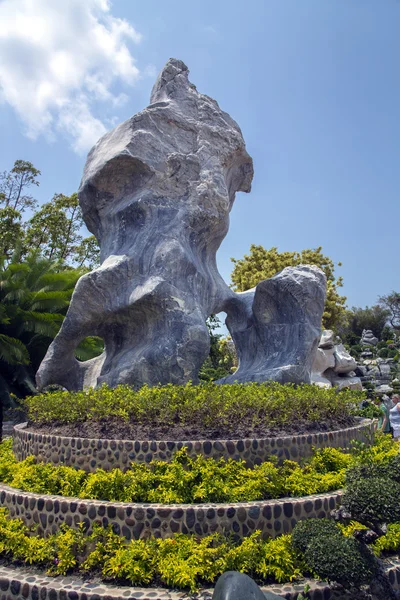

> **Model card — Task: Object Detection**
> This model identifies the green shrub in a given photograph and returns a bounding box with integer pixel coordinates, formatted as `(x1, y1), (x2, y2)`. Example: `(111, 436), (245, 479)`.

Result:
(303, 535), (375, 589)
(0, 508), (303, 590)
(1, 435), (399, 506)
(292, 518), (341, 553)
(372, 523), (400, 556)
(24, 382), (361, 431)
(378, 348), (389, 358)
(343, 477), (400, 524)
(346, 453), (400, 485)
(0, 442), (351, 504)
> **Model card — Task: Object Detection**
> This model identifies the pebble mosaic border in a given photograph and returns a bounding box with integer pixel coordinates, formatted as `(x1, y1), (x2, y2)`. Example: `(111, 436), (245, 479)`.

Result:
(13, 419), (374, 472)
(0, 482), (343, 540)
(0, 560), (399, 600)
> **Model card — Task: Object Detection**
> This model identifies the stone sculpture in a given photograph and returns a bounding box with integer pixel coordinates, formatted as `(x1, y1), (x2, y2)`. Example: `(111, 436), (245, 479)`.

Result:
(37, 58), (326, 391)
(361, 329), (379, 347)
(218, 265), (326, 384)
(311, 331), (362, 390)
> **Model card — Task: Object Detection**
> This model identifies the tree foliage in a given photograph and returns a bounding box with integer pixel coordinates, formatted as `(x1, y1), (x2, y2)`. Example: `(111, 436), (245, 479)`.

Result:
(0, 252), (80, 403)
(379, 292), (400, 331)
(0, 160), (99, 268)
(339, 305), (390, 344)
(231, 245), (347, 331)
(198, 316), (235, 382)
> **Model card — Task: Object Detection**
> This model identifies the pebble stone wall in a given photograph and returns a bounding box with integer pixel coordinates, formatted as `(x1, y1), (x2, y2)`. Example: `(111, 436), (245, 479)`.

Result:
(13, 420), (374, 472)
(0, 482), (343, 540)
(1, 560), (400, 600)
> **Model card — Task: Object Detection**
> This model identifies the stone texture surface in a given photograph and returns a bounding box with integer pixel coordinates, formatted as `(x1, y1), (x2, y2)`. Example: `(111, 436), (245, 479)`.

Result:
(311, 348), (335, 387)
(312, 332), (360, 388)
(0, 482), (343, 540)
(36, 58), (326, 391)
(329, 373), (363, 391)
(0, 559), (399, 599)
(36, 58), (253, 391)
(361, 329), (379, 346)
(319, 330), (335, 349)
(219, 266), (326, 384)
(13, 420), (374, 472)
(332, 344), (357, 374)
(213, 572), (282, 600)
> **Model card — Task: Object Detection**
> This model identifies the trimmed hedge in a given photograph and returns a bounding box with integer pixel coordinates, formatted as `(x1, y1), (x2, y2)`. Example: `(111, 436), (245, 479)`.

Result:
(25, 382), (362, 430)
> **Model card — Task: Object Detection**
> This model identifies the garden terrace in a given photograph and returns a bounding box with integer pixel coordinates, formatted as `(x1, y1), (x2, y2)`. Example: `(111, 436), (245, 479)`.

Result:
(24, 382), (361, 441)
(14, 419), (374, 470)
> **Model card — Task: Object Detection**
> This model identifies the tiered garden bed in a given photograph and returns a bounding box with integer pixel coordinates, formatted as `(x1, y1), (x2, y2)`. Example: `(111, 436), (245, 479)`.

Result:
(2, 383), (399, 599)
(14, 419), (374, 471)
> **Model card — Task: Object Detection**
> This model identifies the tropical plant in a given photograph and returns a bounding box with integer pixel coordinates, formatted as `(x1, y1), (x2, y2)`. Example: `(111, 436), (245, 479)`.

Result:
(0, 252), (78, 406)
(0, 251), (102, 422)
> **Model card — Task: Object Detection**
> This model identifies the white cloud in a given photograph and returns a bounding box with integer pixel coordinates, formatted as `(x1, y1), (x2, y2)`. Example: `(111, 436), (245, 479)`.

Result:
(0, 0), (142, 153)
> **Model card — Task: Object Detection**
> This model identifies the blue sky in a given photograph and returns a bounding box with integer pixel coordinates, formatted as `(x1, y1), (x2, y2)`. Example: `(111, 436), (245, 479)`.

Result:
(0, 0), (399, 310)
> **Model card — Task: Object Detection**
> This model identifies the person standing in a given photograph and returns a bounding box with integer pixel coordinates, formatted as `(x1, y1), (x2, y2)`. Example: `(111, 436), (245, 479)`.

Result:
(376, 396), (392, 434)
(389, 395), (400, 439)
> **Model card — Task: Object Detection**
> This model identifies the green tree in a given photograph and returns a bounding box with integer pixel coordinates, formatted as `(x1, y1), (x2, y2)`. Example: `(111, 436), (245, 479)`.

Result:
(0, 160), (100, 268)
(341, 305), (390, 342)
(379, 292), (400, 331)
(231, 245), (347, 331)
(25, 193), (99, 267)
(0, 160), (40, 212)
(0, 160), (41, 259)
(0, 251), (79, 397)
(199, 315), (235, 382)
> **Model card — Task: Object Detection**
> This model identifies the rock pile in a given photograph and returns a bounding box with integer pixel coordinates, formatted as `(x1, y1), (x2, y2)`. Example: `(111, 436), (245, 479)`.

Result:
(311, 331), (362, 390)
(361, 329), (379, 347)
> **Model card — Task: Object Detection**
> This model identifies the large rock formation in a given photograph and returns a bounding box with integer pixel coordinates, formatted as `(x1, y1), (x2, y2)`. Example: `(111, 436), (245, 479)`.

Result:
(37, 58), (326, 391)
(219, 266), (326, 384)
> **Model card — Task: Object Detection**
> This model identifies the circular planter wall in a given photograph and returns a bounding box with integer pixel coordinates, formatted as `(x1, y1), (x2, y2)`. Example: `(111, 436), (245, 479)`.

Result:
(13, 419), (374, 472)
(0, 482), (342, 540)
(0, 561), (399, 600)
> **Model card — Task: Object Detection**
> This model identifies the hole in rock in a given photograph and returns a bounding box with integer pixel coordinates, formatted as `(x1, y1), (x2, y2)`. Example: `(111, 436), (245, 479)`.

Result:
(74, 336), (105, 362)
(198, 313), (237, 381)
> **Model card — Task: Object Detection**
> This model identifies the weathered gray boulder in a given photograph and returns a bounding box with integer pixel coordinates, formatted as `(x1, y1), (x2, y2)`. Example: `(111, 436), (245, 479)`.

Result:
(333, 344), (357, 374)
(311, 346), (335, 387)
(361, 329), (379, 347)
(213, 572), (283, 600)
(37, 58), (252, 390)
(319, 329), (335, 349)
(218, 265), (326, 385)
(36, 58), (326, 391)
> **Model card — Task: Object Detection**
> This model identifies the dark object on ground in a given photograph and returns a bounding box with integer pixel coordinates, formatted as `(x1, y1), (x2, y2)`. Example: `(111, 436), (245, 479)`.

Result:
(213, 572), (283, 600)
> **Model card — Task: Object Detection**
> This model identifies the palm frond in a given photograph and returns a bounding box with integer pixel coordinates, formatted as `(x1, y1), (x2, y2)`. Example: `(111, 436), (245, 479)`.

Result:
(0, 334), (30, 365)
